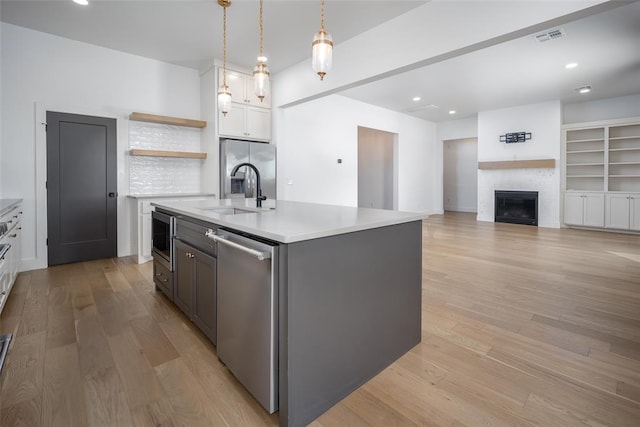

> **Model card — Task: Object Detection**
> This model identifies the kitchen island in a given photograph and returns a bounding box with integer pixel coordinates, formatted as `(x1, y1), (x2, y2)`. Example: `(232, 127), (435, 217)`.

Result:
(153, 198), (424, 427)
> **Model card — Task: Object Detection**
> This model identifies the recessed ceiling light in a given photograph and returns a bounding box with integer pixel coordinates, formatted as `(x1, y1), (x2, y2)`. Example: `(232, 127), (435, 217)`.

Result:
(448, 110), (456, 115)
(73, 0), (89, 5)
(565, 62), (578, 69)
(412, 96), (421, 102)
(576, 85), (592, 94)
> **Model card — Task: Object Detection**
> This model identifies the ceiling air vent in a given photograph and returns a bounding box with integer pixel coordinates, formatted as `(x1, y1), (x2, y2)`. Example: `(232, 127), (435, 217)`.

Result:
(534, 28), (566, 43)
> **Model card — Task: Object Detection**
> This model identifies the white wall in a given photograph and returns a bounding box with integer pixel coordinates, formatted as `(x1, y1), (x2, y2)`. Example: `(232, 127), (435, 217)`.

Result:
(0, 23), (201, 271)
(477, 101), (561, 228)
(443, 138), (478, 213)
(437, 116), (478, 142)
(563, 93), (640, 124)
(277, 95), (439, 214)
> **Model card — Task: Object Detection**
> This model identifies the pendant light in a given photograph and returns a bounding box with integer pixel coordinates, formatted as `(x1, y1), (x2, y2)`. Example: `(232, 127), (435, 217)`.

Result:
(217, 0), (232, 116)
(253, 0), (270, 102)
(312, 0), (333, 80)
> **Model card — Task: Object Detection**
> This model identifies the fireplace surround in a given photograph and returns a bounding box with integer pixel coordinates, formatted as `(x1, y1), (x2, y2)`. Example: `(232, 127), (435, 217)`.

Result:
(495, 190), (538, 226)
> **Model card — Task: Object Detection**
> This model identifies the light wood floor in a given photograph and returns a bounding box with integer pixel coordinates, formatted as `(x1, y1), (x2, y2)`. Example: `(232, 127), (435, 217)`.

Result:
(1, 212), (639, 426)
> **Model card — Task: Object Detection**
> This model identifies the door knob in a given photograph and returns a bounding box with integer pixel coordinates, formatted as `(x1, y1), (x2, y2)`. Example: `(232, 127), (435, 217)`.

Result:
(108, 192), (118, 197)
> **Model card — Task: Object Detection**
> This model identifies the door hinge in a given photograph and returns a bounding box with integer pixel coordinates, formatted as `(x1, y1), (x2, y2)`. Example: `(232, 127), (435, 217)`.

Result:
(46, 238), (48, 246)
(45, 181), (48, 189)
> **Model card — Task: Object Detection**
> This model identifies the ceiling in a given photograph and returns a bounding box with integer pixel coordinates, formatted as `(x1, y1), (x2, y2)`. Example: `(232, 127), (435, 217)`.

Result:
(341, 1), (640, 122)
(1, 1), (639, 122)
(0, 0), (426, 73)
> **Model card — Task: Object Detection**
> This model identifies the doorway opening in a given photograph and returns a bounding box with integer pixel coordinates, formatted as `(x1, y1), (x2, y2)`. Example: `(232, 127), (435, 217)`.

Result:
(443, 137), (478, 213)
(357, 126), (398, 210)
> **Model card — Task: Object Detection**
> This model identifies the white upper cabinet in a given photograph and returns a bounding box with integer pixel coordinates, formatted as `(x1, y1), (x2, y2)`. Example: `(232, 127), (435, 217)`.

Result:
(217, 68), (272, 141)
(221, 69), (271, 108)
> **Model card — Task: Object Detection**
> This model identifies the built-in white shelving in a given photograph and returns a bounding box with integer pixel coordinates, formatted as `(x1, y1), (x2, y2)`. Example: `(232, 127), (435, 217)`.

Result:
(563, 119), (640, 232)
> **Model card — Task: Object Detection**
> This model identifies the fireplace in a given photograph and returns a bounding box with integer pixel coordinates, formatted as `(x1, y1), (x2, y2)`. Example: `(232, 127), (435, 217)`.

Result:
(495, 190), (538, 226)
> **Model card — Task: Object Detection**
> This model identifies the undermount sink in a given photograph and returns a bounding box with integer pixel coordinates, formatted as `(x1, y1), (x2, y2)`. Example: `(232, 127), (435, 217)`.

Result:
(198, 207), (257, 215)
(198, 206), (275, 215)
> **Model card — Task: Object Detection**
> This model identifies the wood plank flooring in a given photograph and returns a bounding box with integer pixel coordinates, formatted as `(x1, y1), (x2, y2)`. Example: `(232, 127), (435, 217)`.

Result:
(1, 212), (639, 426)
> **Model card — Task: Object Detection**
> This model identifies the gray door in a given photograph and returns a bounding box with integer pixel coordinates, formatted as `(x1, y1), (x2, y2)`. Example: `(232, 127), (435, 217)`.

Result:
(46, 111), (117, 265)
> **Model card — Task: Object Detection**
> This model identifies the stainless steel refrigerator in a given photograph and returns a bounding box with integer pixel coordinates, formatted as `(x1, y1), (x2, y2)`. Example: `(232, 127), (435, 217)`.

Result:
(220, 139), (276, 200)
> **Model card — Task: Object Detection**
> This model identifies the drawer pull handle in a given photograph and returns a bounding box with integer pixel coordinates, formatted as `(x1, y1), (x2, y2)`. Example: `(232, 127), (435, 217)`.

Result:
(156, 273), (162, 277)
(9, 234), (17, 238)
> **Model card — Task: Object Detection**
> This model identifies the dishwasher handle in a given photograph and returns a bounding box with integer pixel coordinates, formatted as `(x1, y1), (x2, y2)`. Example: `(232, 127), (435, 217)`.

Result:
(205, 230), (271, 261)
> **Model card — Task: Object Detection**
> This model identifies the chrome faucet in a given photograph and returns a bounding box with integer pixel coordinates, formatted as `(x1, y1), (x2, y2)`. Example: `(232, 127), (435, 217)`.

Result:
(231, 162), (267, 207)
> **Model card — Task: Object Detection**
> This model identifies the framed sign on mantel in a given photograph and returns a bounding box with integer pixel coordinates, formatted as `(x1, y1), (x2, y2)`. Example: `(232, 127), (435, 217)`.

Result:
(500, 132), (532, 143)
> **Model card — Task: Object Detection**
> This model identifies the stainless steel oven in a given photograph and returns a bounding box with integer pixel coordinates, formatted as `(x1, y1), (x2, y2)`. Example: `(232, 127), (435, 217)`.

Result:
(151, 209), (175, 271)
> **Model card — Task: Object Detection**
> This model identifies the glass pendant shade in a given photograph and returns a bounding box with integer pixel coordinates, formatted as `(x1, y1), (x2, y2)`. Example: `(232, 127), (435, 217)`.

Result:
(253, 61), (270, 102)
(312, 29), (333, 80)
(217, 84), (232, 116)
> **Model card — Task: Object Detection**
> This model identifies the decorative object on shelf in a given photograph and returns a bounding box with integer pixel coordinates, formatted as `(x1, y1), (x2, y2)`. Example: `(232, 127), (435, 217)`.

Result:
(217, 0), (232, 116)
(312, 0), (333, 80)
(500, 132), (532, 143)
(253, 0), (270, 102)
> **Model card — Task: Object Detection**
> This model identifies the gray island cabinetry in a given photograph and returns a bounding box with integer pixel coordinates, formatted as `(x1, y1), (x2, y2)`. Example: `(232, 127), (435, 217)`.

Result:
(153, 198), (424, 427)
(174, 217), (218, 344)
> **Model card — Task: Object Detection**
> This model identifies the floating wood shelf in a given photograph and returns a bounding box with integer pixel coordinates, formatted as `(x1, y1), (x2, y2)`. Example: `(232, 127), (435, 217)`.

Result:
(478, 159), (556, 170)
(130, 149), (207, 159)
(129, 112), (207, 128)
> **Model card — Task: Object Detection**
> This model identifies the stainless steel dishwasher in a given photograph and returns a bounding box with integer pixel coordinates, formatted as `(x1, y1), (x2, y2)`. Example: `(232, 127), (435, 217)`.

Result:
(207, 229), (279, 413)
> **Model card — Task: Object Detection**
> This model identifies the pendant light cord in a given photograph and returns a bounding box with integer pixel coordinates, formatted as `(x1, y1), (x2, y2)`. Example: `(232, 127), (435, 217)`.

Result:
(259, 0), (264, 57)
(222, 5), (227, 86)
(320, 0), (325, 30)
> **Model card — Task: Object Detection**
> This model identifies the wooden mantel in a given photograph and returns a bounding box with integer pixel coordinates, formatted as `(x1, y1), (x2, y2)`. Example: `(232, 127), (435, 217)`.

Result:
(478, 159), (556, 170)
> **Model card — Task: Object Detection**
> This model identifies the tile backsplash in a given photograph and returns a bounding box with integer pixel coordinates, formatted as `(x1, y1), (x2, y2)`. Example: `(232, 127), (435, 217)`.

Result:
(129, 121), (202, 195)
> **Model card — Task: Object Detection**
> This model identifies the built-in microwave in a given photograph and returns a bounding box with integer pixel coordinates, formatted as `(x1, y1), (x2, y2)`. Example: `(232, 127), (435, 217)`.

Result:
(151, 210), (175, 271)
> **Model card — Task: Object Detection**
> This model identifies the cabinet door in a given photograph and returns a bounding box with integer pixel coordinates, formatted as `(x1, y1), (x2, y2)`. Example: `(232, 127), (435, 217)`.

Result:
(141, 213), (152, 260)
(246, 106), (271, 141)
(583, 193), (605, 227)
(153, 260), (173, 300)
(564, 192), (585, 225)
(630, 194), (640, 231)
(174, 240), (193, 316)
(221, 69), (247, 104)
(605, 193), (630, 229)
(192, 247), (217, 344)
(9, 224), (21, 284)
(219, 103), (246, 138)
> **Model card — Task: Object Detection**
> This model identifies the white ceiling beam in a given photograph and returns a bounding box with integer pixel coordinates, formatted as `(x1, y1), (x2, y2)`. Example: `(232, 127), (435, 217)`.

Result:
(273, 0), (620, 109)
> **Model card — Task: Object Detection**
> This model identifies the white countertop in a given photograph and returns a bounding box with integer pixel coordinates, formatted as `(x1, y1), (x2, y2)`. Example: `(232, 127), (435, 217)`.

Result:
(128, 193), (215, 200)
(0, 199), (22, 216)
(153, 198), (426, 243)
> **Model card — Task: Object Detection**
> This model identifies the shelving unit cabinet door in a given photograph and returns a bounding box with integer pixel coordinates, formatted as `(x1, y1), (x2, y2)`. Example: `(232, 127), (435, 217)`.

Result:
(224, 70), (247, 104)
(564, 192), (586, 225)
(192, 247), (217, 344)
(583, 193), (605, 227)
(605, 193), (630, 229)
(174, 240), (194, 317)
(246, 106), (271, 141)
(218, 104), (246, 138)
(630, 194), (640, 231)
